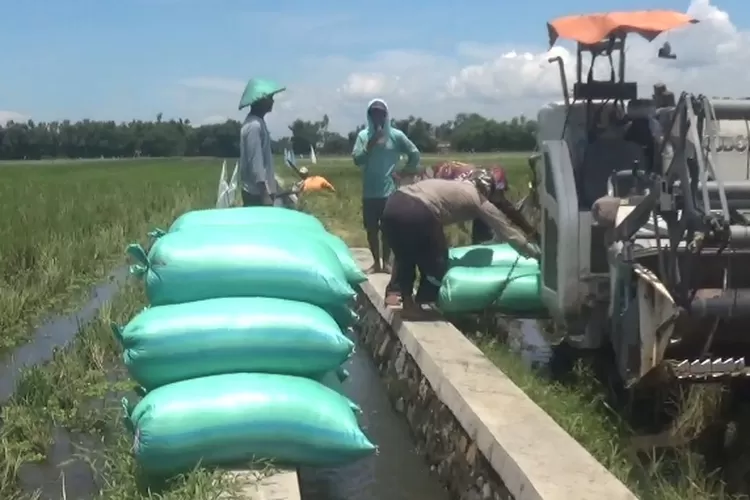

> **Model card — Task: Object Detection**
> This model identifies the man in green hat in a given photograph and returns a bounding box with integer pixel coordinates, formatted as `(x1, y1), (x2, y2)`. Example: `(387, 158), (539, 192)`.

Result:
(238, 78), (285, 206)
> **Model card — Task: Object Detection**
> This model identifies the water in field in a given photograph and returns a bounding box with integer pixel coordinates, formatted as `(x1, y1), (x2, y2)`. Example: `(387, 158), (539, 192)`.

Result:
(0, 265), (132, 499)
(1, 267), (447, 499)
(507, 318), (553, 368)
(12, 376), (138, 500)
(298, 334), (449, 500)
(0, 266), (127, 404)
(452, 313), (554, 371)
(16, 427), (101, 499)
(0, 267), (130, 499)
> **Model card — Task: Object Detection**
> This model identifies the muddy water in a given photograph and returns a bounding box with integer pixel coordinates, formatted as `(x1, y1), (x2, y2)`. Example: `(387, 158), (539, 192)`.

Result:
(298, 335), (450, 500)
(0, 267), (128, 403)
(0, 268), (130, 499)
(17, 427), (101, 499)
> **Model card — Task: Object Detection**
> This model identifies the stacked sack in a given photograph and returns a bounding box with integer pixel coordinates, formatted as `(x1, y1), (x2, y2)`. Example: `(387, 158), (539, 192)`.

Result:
(116, 206), (376, 476)
(436, 243), (544, 315)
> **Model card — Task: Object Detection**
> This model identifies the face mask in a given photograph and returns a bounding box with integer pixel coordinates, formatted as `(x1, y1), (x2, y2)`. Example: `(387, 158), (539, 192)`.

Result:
(369, 106), (386, 127)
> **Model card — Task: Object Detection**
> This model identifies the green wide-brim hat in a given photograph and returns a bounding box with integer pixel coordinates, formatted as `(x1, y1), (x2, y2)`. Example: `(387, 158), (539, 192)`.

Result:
(238, 78), (286, 110)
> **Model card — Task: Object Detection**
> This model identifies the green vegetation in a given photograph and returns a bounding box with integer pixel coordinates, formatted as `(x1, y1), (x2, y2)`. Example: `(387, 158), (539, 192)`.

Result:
(0, 152), (740, 499)
(0, 159), (215, 355)
(2, 284), (261, 499)
(0, 153), (510, 498)
(0, 158), (251, 498)
(0, 112), (535, 159)
(470, 335), (734, 500)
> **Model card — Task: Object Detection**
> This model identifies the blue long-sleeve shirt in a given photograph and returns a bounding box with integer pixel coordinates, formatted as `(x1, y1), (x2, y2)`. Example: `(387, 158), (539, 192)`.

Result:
(352, 99), (421, 199)
(239, 114), (276, 195)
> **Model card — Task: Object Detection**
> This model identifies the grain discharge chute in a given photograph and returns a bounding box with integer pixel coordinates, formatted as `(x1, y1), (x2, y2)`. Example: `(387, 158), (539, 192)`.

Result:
(531, 10), (750, 390)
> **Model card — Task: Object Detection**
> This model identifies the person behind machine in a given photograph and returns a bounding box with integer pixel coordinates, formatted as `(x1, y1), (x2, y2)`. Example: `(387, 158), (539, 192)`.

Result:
(431, 161), (514, 244)
(380, 169), (540, 311)
(352, 99), (421, 274)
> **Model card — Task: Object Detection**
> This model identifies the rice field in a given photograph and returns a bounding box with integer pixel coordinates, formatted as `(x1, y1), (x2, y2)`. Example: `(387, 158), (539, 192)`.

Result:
(0, 154), (739, 499)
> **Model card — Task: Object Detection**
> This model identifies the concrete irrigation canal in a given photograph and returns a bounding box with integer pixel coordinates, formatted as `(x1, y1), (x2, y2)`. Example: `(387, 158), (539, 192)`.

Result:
(0, 248), (636, 500)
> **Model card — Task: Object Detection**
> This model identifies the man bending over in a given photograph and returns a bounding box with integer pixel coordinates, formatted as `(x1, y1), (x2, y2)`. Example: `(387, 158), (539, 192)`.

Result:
(380, 170), (540, 311)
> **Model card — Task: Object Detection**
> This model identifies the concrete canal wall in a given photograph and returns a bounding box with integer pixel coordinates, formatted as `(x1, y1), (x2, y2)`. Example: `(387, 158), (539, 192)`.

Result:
(234, 248), (638, 500)
(351, 248), (637, 500)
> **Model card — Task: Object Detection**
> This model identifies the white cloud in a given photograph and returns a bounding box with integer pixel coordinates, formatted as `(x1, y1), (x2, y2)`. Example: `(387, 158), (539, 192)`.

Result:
(446, 46), (571, 102)
(339, 73), (391, 98)
(445, 0), (750, 107)
(176, 0), (750, 136)
(0, 110), (29, 124)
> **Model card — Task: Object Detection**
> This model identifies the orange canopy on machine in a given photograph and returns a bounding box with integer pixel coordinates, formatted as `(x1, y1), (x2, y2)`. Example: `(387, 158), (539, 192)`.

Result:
(547, 11), (698, 46)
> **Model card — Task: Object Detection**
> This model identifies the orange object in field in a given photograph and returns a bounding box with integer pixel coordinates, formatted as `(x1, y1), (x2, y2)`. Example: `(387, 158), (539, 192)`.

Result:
(547, 11), (698, 46)
(302, 175), (335, 192)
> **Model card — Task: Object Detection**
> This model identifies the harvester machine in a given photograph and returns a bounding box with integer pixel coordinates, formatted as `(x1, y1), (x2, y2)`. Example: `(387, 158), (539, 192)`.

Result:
(532, 11), (750, 389)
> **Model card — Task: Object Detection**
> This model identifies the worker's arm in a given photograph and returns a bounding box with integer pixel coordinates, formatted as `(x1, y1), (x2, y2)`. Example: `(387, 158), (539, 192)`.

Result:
(476, 200), (540, 259)
(395, 130), (422, 175)
(352, 131), (369, 168)
(241, 121), (271, 203)
(492, 193), (538, 241)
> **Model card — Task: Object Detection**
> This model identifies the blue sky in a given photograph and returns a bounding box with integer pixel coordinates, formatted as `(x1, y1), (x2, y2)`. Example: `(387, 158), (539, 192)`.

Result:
(0, 0), (747, 134)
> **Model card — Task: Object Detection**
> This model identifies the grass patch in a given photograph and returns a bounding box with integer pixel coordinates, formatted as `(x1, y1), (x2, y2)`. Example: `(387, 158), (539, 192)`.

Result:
(0, 152), (513, 355)
(0, 158), (268, 498)
(1, 282), (265, 499)
(0, 158), (218, 355)
(472, 335), (734, 500)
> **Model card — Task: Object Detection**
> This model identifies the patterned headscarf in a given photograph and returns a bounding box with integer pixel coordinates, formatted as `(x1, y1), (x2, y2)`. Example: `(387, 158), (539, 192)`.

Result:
(432, 161), (507, 192)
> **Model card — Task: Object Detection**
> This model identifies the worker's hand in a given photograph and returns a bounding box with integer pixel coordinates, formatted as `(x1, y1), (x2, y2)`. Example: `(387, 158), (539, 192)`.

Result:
(302, 175), (335, 192)
(525, 242), (542, 260)
(367, 129), (384, 150)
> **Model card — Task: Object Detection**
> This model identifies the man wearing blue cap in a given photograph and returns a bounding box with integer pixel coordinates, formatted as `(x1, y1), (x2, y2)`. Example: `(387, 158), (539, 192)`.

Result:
(238, 78), (285, 206)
